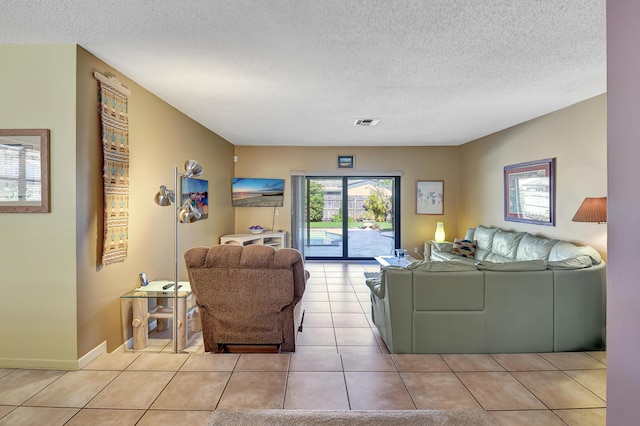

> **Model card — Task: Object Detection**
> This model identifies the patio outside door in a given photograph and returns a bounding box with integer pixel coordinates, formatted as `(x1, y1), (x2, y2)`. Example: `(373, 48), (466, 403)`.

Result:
(302, 176), (400, 260)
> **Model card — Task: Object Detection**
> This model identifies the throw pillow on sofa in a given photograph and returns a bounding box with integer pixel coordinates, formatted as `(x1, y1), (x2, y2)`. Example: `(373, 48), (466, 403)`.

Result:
(451, 238), (478, 258)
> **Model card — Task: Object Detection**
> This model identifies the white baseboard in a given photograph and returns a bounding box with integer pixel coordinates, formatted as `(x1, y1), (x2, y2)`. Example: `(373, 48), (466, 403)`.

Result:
(78, 341), (107, 369)
(113, 319), (160, 353)
(113, 337), (133, 353)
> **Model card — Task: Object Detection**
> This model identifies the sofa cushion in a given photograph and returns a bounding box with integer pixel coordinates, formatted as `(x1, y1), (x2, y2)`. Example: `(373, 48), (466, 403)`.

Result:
(464, 227), (476, 240)
(476, 260), (548, 271)
(516, 233), (558, 261)
(473, 225), (500, 261)
(413, 271), (485, 311)
(547, 255), (593, 270)
(450, 238), (478, 258)
(548, 241), (602, 265)
(408, 260), (478, 272)
(429, 250), (477, 265)
(484, 230), (525, 262)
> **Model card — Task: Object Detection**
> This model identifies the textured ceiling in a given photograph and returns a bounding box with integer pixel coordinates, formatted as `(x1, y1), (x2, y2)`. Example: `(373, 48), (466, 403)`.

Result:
(0, 0), (606, 146)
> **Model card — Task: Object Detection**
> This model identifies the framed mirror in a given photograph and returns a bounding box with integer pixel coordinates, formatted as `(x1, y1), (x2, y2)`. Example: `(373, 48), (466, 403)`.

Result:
(0, 129), (50, 213)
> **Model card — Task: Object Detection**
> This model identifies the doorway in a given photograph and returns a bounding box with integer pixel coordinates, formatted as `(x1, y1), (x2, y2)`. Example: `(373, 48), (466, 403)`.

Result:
(300, 176), (400, 260)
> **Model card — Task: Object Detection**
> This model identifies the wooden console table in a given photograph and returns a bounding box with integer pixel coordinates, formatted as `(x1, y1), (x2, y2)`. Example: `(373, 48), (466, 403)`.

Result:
(220, 231), (287, 249)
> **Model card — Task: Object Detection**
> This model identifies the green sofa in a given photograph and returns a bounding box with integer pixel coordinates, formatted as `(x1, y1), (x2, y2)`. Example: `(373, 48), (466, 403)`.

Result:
(366, 226), (606, 354)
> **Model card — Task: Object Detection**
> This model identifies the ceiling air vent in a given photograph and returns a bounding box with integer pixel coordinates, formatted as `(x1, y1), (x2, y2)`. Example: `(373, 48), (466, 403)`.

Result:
(354, 118), (380, 126)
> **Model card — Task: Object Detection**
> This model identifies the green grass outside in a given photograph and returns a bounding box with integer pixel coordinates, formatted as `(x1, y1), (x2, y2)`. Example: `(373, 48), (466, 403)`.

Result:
(308, 221), (393, 232)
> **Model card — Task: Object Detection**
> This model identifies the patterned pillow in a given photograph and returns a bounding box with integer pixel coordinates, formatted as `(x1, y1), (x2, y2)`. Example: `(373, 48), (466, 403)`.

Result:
(451, 238), (478, 259)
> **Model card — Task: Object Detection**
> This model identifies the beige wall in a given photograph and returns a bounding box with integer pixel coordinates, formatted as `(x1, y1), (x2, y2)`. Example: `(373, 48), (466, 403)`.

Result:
(459, 94), (607, 259)
(75, 47), (235, 357)
(233, 146), (460, 256)
(0, 44), (235, 368)
(0, 45), (79, 368)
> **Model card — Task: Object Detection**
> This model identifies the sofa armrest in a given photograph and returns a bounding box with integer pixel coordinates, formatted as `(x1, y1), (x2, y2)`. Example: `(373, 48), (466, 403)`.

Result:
(553, 261), (606, 351)
(371, 267), (414, 354)
(433, 243), (453, 253)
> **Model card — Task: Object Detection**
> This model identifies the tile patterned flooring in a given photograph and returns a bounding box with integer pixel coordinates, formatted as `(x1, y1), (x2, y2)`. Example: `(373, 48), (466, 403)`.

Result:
(0, 261), (606, 425)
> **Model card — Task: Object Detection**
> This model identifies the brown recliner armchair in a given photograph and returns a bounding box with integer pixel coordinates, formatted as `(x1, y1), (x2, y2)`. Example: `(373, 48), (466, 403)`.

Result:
(184, 244), (307, 352)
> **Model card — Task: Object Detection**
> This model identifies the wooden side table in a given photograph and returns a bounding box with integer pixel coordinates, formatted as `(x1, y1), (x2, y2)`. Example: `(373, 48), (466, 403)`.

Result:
(120, 281), (200, 351)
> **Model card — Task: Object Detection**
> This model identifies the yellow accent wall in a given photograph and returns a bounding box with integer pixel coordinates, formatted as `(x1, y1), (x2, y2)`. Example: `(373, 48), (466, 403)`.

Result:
(0, 45), (78, 368)
(0, 45), (235, 369)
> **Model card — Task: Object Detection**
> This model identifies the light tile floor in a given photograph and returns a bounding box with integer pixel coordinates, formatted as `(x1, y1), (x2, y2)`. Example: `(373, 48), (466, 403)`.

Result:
(0, 261), (606, 425)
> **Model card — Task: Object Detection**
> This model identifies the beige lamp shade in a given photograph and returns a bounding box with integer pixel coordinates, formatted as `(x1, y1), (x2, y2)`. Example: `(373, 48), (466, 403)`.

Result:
(572, 197), (607, 223)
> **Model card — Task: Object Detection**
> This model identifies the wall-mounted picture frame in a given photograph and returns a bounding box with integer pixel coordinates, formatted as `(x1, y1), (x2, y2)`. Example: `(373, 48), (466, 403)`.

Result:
(337, 155), (355, 169)
(231, 177), (285, 207)
(504, 158), (555, 226)
(0, 129), (50, 213)
(181, 177), (209, 219)
(416, 180), (444, 215)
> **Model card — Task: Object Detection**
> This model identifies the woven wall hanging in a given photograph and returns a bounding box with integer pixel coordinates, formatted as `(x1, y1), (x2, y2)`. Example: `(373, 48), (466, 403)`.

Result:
(94, 72), (131, 266)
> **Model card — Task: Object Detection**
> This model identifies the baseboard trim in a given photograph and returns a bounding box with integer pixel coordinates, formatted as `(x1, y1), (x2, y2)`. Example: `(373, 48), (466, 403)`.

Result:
(113, 337), (134, 353)
(0, 356), (80, 370)
(0, 341), (109, 370)
(78, 341), (107, 369)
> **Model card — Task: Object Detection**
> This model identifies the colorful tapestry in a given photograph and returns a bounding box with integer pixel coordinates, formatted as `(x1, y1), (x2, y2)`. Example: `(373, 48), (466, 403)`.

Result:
(96, 74), (130, 265)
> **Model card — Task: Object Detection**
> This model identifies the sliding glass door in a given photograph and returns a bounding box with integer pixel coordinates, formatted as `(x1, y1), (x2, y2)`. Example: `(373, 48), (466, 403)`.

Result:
(298, 176), (400, 260)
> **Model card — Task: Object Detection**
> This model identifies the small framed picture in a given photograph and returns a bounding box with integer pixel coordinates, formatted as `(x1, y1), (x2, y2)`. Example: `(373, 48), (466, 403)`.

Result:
(416, 180), (444, 215)
(337, 155), (355, 169)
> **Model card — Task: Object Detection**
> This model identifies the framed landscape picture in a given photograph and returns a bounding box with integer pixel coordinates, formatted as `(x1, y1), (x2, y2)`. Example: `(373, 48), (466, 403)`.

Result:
(504, 158), (555, 226)
(231, 177), (285, 207)
(416, 180), (444, 215)
(337, 155), (355, 169)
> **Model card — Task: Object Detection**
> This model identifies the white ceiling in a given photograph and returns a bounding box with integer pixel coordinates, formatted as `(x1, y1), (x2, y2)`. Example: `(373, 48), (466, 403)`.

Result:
(1, 1), (606, 147)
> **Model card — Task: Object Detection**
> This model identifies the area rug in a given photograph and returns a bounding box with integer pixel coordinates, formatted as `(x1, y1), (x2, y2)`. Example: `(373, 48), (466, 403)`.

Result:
(95, 71), (131, 266)
(209, 409), (498, 425)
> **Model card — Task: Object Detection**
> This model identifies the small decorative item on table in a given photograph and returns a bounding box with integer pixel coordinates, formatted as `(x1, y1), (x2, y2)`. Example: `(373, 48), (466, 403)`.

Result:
(249, 225), (265, 234)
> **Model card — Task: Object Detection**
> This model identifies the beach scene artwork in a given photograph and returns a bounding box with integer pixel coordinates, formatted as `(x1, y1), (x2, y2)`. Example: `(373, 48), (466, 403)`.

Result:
(182, 177), (208, 219)
(232, 177), (284, 207)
